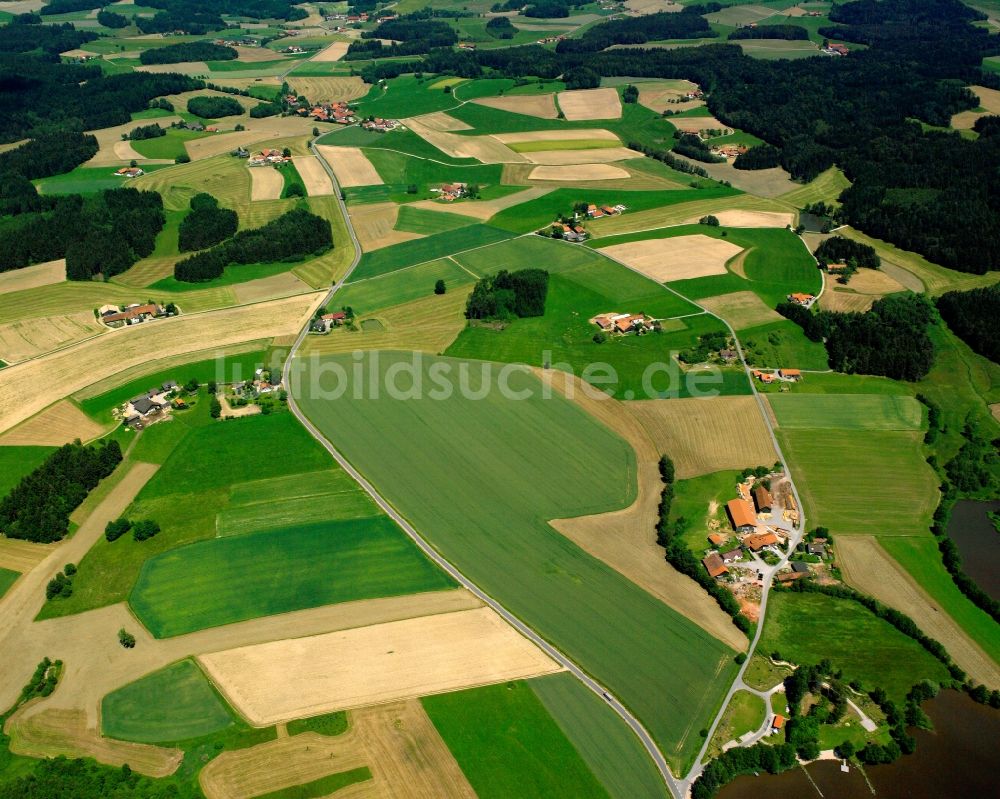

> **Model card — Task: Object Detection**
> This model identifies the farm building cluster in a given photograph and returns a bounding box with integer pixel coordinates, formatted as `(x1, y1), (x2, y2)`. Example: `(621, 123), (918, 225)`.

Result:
(752, 368), (802, 385)
(296, 101), (355, 124)
(712, 143), (748, 159)
(432, 183), (473, 202)
(310, 311), (349, 333)
(247, 148), (292, 166)
(119, 381), (180, 430)
(787, 291), (816, 307)
(361, 118), (401, 133)
(543, 202), (627, 242)
(589, 312), (656, 335)
(114, 166), (145, 179)
(823, 42), (850, 56)
(98, 303), (172, 327)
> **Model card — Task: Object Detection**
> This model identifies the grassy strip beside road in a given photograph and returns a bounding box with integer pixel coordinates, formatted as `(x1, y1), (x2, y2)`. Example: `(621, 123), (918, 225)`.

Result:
(353, 225), (514, 280)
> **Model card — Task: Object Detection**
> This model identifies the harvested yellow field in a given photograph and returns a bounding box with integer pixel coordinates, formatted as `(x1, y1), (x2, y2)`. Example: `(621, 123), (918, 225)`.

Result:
(0, 293), (322, 434)
(493, 128), (619, 145)
(292, 155), (334, 196)
(312, 40), (350, 61)
(637, 80), (702, 114)
(350, 202), (422, 251)
(200, 731), (368, 799)
(136, 62), (208, 76)
(355, 700), (477, 799)
(627, 0), (683, 12)
(540, 370), (746, 650)
(472, 93), (558, 119)
(600, 234), (743, 281)
(0, 260), (64, 295)
(0, 400), (107, 446)
(233, 45), (287, 62)
(200, 607), (561, 725)
(557, 88), (623, 120)
(301, 290), (469, 355)
(0, 538), (52, 573)
(991, 402), (1000, 424)
(184, 118), (317, 162)
(528, 164), (630, 181)
(85, 116), (182, 167)
(699, 290), (783, 329)
(285, 76), (367, 103)
(6, 708), (181, 778)
(629, 396), (777, 479)
(523, 146), (641, 165)
(232, 271), (311, 304)
(410, 111), (472, 132)
(112, 140), (149, 162)
(952, 85), (1000, 129)
(0, 311), (105, 363)
(669, 115), (728, 134)
(701, 209), (795, 228)
(316, 145), (383, 187)
(820, 269), (907, 313)
(248, 166), (284, 201)
(402, 118), (525, 164)
(701, 162), (799, 199)
(591, 194), (793, 236)
(838, 537), (1000, 687)
(404, 186), (552, 221)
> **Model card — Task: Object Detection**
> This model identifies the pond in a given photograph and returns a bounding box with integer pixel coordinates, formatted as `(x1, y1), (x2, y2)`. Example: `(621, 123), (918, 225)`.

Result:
(947, 499), (1000, 601)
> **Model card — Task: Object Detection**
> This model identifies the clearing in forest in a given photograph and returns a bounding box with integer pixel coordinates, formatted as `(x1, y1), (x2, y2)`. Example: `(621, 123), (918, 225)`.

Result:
(599, 234), (743, 281)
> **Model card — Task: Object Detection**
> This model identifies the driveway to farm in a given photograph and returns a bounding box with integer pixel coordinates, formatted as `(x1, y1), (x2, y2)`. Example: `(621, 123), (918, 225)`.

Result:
(285, 143), (686, 798)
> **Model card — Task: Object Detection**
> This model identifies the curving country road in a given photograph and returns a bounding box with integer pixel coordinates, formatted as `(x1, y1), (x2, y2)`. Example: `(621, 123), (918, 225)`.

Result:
(282, 140), (685, 799)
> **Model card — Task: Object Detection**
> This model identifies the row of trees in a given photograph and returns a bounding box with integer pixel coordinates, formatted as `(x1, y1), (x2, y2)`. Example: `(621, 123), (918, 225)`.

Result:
(97, 8), (129, 28)
(936, 283), (1000, 364)
(0, 15), (95, 55)
(0, 440), (122, 543)
(556, 9), (712, 53)
(0, 759), (198, 799)
(139, 41), (237, 65)
(728, 24), (808, 41)
(178, 192), (238, 252)
(174, 206), (333, 281)
(464, 268), (549, 320)
(126, 123), (166, 142)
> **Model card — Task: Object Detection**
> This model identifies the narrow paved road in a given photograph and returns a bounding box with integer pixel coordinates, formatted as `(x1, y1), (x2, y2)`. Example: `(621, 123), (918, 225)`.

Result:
(282, 143), (685, 799)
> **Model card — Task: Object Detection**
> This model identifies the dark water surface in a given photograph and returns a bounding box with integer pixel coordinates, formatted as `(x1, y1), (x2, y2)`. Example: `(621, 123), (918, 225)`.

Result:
(718, 691), (1000, 799)
(947, 499), (1000, 601)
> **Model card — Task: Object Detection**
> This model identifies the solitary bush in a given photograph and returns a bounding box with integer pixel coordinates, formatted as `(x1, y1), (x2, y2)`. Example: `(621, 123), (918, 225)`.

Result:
(132, 519), (160, 542)
(105, 517), (132, 542)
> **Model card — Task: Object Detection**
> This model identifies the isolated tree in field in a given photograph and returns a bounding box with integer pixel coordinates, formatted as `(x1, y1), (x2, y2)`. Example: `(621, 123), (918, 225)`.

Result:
(623, 84), (639, 104)
(434, 279), (446, 295)
(105, 517), (132, 542)
(700, 215), (719, 226)
(210, 396), (222, 419)
(118, 628), (136, 648)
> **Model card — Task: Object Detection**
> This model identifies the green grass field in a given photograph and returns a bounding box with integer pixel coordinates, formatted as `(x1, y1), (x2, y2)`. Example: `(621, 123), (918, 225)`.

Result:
(336, 258), (477, 315)
(0, 446), (56, 498)
(130, 517), (454, 637)
(130, 129), (208, 161)
(35, 165), (171, 195)
(759, 591), (951, 701)
(769, 394), (923, 431)
(394, 205), (478, 235)
(779, 428), (939, 536)
(530, 674), (669, 799)
(670, 470), (745, 558)
(281, 162), (307, 199)
(443, 236), (751, 400)
(0, 567), (19, 600)
(707, 690), (766, 755)
(286, 711), (347, 738)
(254, 768), (372, 799)
(297, 353), (737, 771)
(352, 224), (514, 280)
(739, 320), (829, 371)
(423, 681), (611, 799)
(147, 260), (294, 292)
(354, 75), (461, 117)
(362, 147), (504, 202)
(102, 659), (236, 744)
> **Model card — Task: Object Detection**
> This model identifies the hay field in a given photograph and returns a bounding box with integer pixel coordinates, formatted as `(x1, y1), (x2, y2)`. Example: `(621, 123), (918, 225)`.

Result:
(232, 271), (311, 304)
(951, 85), (1000, 128)
(0, 259), (64, 295)
(0, 311), (105, 363)
(248, 165), (283, 200)
(820, 268), (907, 313)
(301, 290), (470, 355)
(404, 186), (552, 221)
(286, 76), (367, 103)
(0, 400), (107, 446)
(0, 537), (53, 572)
(591, 194), (792, 236)
(700, 209), (795, 228)
(199, 730), (367, 799)
(779, 166), (852, 208)
(700, 163), (799, 199)
(5, 708), (181, 778)
(355, 700), (477, 799)
(699, 291), (783, 329)
(528, 164), (630, 181)
(628, 395), (777, 478)
(472, 93), (558, 119)
(599, 234), (743, 281)
(350, 202), (423, 251)
(233, 45), (286, 62)
(402, 118), (526, 164)
(669, 115), (728, 134)
(316, 145), (383, 187)
(838, 537), (1000, 686)
(200, 607), (561, 725)
(411, 111), (472, 132)
(637, 80), (702, 114)
(0, 293), (321, 434)
(523, 146), (640, 165)
(313, 40), (350, 61)
(768, 393), (923, 431)
(541, 371), (748, 651)
(292, 155), (334, 196)
(493, 128), (620, 145)
(184, 118), (317, 161)
(136, 62), (209, 76)
(557, 88), (623, 120)
(133, 155), (250, 212)
(85, 116), (182, 166)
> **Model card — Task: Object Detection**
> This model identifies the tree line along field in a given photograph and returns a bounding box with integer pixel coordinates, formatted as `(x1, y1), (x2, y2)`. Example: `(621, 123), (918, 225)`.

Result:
(296, 352), (739, 772)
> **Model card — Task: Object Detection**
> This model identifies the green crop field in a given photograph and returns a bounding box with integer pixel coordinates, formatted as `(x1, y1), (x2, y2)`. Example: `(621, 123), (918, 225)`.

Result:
(131, 516), (455, 637)
(443, 237), (751, 400)
(362, 147), (503, 198)
(394, 205), (478, 235)
(281, 161), (307, 199)
(738, 320), (829, 371)
(35, 165), (170, 195)
(423, 681), (611, 799)
(0, 445), (56, 498)
(354, 75), (461, 117)
(254, 768), (372, 799)
(0, 567), (19, 600)
(759, 591), (951, 701)
(769, 394), (924, 431)
(352, 225), (514, 280)
(531, 674), (669, 799)
(102, 659), (236, 744)
(297, 353), (737, 771)
(336, 258), (477, 315)
(779, 428), (939, 536)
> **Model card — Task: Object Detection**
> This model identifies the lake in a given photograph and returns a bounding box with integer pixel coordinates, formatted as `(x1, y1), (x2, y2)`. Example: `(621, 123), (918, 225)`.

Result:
(718, 690), (999, 799)
(947, 499), (1000, 601)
